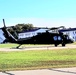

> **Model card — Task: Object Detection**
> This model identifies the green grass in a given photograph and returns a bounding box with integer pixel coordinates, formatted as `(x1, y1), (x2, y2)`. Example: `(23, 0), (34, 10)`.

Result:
(0, 48), (76, 71)
(0, 43), (18, 48)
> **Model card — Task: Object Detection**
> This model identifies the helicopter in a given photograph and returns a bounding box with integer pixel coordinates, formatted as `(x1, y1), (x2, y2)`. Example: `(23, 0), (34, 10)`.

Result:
(0, 19), (74, 48)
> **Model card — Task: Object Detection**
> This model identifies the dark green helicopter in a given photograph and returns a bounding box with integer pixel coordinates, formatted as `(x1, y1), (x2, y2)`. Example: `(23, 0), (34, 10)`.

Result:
(0, 19), (74, 48)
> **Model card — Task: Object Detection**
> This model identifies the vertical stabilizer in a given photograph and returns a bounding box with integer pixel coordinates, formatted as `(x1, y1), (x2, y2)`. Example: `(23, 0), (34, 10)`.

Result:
(3, 19), (6, 28)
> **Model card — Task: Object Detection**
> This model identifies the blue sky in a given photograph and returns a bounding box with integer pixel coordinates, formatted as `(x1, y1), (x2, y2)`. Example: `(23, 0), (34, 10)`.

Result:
(0, 0), (76, 28)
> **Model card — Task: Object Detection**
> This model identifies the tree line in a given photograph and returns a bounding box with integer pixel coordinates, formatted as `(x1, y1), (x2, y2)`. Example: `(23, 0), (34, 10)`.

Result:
(7, 23), (34, 38)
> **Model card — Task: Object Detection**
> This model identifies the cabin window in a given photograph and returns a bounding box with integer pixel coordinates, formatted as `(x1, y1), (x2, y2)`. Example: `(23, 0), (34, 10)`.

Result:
(53, 36), (57, 41)
(58, 36), (61, 40)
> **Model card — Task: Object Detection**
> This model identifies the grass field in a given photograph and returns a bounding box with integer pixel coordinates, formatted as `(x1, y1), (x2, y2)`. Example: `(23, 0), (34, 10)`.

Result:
(0, 43), (18, 48)
(0, 43), (76, 71)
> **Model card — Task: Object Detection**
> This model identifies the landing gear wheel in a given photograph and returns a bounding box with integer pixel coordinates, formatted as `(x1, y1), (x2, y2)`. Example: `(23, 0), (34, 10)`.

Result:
(62, 43), (65, 47)
(55, 44), (57, 47)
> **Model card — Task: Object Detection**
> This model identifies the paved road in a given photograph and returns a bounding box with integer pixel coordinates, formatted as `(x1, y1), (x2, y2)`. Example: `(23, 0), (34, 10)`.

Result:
(0, 44), (76, 51)
(0, 67), (76, 75)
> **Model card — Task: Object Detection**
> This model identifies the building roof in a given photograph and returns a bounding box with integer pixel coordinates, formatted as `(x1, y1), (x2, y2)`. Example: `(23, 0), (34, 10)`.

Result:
(59, 28), (76, 32)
